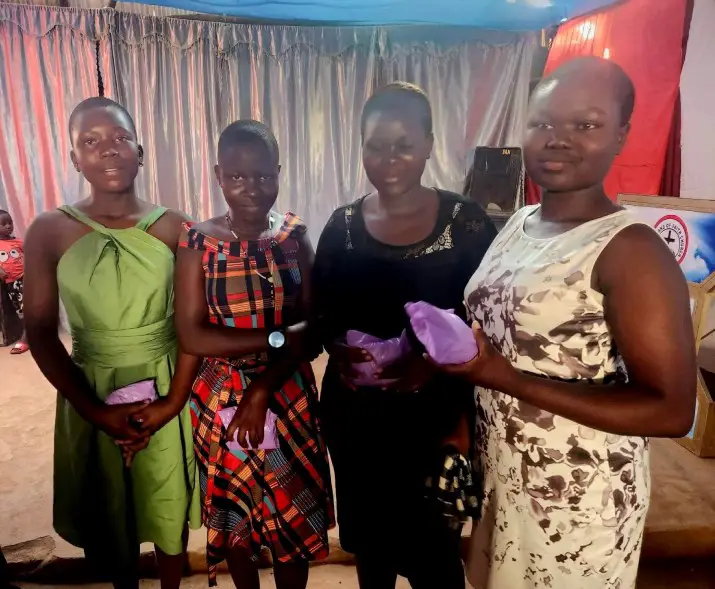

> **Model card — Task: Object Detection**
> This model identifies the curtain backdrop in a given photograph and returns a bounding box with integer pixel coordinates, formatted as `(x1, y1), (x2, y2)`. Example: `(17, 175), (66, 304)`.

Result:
(109, 20), (534, 239)
(545, 0), (687, 199)
(0, 5), (111, 233)
(106, 14), (226, 222)
(219, 26), (378, 236)
(0, 5), (536, 241)
(106, 20), (378, 237)
(380, 28), (535, 192)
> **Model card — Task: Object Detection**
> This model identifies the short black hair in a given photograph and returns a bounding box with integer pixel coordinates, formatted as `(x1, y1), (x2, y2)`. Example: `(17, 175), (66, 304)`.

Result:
(68, 97), (137, 138)
(361, 82), (433, 137)
(538, 57), (636, 126)
(217, 120), (279, 164)
(618, 76), (636, 126)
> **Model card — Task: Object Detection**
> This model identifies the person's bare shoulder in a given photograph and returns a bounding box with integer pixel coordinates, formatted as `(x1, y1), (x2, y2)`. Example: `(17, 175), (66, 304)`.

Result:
(151, 208), (194, 252)
(25, 210), (76, 262)
(596, 222), (683, 294)
(190, 216), (226, 238)
(163, 208), (193, 225)
(605, 223), (673, 265)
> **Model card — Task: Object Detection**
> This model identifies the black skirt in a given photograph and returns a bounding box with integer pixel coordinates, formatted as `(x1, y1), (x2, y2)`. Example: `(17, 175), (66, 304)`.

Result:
(320, 365), (474, 560)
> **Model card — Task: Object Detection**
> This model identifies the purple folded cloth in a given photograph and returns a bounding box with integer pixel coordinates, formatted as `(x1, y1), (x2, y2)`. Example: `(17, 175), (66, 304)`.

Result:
(218, 406), (279, 451)
(405, 301), (478, 365)
(345, 329), (411, 386)
(105, 379), (158, 405)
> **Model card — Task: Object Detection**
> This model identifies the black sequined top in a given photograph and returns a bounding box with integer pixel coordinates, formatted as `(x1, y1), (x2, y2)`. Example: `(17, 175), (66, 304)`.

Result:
(314, 190), (497, 344)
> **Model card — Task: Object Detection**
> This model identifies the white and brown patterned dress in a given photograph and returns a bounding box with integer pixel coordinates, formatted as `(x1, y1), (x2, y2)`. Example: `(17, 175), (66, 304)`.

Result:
(464, 205), (651, 589)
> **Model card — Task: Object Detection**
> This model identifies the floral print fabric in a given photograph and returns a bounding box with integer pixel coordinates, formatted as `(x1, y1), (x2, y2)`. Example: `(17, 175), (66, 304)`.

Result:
(464, 206), (651, 589)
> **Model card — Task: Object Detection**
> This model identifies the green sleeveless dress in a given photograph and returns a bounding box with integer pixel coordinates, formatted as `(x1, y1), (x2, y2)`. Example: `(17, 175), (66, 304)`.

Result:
(53, 205), (200, 569)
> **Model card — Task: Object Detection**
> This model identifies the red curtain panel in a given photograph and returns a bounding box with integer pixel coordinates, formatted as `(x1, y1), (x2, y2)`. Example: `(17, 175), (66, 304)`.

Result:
(525, 175), (541, 205)
(659, 0), (694, 198)
(543, 0), (687, 200)
(660, 91), (682, 198)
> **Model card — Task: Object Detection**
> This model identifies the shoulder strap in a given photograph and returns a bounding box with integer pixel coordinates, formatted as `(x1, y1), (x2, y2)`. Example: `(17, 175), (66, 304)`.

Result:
(281, 211), (306, 237)
(135, 206), (168, 231)
(581, 211), (644, 281)
(504, 205), (536, 232)
(58, 205), (110, 234)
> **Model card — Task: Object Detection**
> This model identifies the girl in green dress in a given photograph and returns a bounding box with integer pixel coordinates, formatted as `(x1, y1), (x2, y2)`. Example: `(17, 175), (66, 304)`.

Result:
(23, 97), (200, 589)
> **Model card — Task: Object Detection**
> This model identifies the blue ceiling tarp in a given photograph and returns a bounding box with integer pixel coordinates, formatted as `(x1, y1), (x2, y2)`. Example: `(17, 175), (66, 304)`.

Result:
(125, 0), (619, 29)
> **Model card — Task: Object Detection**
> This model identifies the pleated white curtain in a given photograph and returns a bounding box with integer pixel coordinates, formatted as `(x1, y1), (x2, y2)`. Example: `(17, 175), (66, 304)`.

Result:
(109, 20), (535, 239)
(106, 14), (226, 221)
(107, 20), (379, 240)
(218, 26), (378, 238)
(0, 5), (111, 233)
(0, 5), (537, 242)
(380, 28), (536, 193)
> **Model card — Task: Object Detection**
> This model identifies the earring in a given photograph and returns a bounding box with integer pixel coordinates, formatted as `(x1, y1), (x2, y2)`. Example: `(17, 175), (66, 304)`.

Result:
(139, 161), (144, 167)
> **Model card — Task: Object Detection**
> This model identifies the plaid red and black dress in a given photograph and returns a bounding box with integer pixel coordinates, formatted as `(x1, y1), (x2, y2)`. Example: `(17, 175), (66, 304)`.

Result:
(179, 213), (334, 585)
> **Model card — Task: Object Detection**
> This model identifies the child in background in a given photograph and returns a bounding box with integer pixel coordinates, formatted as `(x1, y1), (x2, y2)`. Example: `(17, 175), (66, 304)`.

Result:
(0, 210), (27, 354)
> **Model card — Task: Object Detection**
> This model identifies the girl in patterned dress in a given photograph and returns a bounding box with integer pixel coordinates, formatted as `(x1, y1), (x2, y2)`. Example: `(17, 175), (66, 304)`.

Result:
(431, 57), (696, 589)
(174, 120), (334, 588)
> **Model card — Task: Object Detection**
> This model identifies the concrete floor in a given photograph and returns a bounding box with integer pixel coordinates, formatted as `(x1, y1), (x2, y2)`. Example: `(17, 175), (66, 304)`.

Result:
(16, 566), (411, 588)
(15, 559), (715, 589)
(3, 339), (715, 588)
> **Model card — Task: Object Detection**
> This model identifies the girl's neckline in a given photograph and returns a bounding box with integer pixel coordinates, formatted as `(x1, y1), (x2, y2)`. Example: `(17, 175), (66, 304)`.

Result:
(225, 210), (277, 241)
(519, 204), (628, 242)
(355, 188), (450, 250)
(190, 211), (291, 245)
(64, 204), (164, 231)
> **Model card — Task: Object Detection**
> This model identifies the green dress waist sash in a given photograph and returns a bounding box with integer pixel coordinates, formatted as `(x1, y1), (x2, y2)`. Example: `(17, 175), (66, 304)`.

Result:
(71, 315), (176, 371)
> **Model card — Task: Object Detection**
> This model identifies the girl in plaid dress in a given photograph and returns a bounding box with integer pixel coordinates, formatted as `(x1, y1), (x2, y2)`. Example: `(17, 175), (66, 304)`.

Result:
(175, 120), (334, 588)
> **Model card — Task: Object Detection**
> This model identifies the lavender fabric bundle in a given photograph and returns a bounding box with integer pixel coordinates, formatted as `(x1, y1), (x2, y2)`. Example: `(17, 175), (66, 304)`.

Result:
(105, 379), (158, 405)
(405, 301), (478, 365)
(345, 329), (411, 386)
(218, 406), (279, 451)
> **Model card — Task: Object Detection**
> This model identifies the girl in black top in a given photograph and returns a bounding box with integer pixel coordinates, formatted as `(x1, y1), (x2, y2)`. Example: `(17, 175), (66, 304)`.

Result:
(314, 82), (497, 589)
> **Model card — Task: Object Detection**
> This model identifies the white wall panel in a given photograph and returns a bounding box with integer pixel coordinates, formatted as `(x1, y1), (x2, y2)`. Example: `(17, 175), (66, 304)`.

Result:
(681, 0), (715, 199)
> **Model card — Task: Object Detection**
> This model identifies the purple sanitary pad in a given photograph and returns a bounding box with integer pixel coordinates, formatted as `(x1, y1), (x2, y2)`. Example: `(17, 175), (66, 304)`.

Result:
(105, 379), (158, 405)
(218, 406), (279, 451)
(345, 330), (411, 386)
(405, 301), (478, 365)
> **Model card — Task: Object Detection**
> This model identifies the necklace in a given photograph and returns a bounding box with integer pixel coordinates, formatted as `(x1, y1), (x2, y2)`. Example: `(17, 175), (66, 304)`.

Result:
(225, 210), (275, 241)
(225, 211), (277, 286)
(255, 258), (275, 285)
